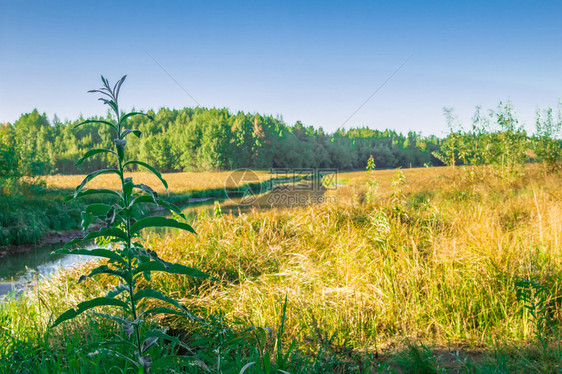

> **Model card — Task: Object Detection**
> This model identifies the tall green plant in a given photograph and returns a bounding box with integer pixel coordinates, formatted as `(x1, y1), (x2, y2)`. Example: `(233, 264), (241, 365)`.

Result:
(365, 155), (378, 204)
(51, 75), (213, 373)
(515, 277), (559, 370)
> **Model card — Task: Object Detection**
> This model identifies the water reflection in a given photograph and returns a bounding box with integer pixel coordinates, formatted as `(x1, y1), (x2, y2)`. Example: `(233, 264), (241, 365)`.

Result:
(0, 242), (92, 297)
(0, 197), (248, 297)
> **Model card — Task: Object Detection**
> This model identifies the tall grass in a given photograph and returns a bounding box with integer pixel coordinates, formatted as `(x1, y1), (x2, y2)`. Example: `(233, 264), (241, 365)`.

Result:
(1, 165), (561, 372)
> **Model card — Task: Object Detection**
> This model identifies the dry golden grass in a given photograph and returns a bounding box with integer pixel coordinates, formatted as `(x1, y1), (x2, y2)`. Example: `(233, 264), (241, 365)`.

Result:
(43, 170), (279, 194)
(145, 165), (562, 349)
(5, 165), (562, 370)
(331, 166), (446, 200)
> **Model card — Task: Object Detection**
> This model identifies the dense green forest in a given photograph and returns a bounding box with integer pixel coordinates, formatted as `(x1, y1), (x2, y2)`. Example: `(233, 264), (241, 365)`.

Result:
(0, 101), (560, 177)
(0, 107), (443, 175)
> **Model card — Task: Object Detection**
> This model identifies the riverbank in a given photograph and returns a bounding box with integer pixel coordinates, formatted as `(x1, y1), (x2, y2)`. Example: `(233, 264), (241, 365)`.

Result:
(1, 166), (561, 372)
(0, 171), (280, 251)
(0, 183), (86, 248)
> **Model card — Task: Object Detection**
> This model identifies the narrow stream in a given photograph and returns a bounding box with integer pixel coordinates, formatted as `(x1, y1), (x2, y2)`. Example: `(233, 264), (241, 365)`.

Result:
(0, 196), (254, 298)
(0, 242), (90, 297)
(0, 177), (331, 298)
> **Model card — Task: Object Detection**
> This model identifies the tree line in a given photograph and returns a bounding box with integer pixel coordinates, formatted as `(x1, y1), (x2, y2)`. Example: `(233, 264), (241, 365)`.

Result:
(0, 101), (560, 178)
(0, 107), (442, 176)
(434, 101), (562, 178)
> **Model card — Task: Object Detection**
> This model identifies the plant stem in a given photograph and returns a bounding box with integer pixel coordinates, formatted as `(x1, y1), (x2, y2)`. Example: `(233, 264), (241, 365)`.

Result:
(115, 106), (143, 362)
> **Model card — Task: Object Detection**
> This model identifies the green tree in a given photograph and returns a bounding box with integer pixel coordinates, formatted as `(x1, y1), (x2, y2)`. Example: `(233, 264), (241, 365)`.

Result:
(13, 109), (52, 175)
(534, 104), (562, 173)
(432, 108), (468, 169)
(488, 101), (528, 179)
(0, 123), (20, 197)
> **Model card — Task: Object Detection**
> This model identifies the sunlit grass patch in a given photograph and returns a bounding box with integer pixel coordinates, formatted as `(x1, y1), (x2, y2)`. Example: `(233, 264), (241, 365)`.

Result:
(3, 165), (562, 372)
(43, 170), (279, 194)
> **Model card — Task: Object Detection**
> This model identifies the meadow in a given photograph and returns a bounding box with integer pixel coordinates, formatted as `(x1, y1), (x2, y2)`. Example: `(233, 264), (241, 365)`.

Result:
(1, 165), (561, 372)
(0, 171), (279, 248)
(42, 170), (278, 195)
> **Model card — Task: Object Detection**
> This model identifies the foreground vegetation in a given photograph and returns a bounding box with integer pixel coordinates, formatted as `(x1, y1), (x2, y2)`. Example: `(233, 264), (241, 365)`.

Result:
(47, 76), (215, 372)
(1, 165), (561, 372)
(1, 72), (560, 373)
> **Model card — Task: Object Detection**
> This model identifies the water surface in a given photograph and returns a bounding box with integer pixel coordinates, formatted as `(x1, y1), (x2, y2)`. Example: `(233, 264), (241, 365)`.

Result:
(0, 197), (252, 297)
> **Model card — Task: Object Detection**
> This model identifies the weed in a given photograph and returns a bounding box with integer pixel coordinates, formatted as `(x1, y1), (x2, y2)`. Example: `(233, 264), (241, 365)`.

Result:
(515, 276), (560, 370)
(365, 155), (379, 204)
(393, 341), (445, 374)
(50, 75), (213, 373)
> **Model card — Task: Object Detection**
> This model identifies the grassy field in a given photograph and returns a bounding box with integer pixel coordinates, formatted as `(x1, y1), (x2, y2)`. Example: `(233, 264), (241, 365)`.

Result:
(43, 170), (280, 194)
(0, 171), (281, 248)
(1, 166), (561, 372)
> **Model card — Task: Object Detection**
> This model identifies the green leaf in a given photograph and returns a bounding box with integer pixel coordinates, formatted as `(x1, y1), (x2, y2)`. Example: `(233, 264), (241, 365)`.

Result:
(124, 160), (168, 191)
(101, 75), (109, 88)
(74, 169), (121, 198)
(65, 188), (122, 202)
(130, 217), (195, 236)
(141, 306), (200, 322)
(131, 247), (168, 267)
(104, 206), (121, 227)
(99, 98), (118, 115)
(52, 297), (128, 328)
(106, 284), (129, 298)
(87, 88), (112, 99)
(141, 330), (187, 350)
(113, 75), (127, 99)
(135, 183), (158, 201)
(239, 363), (256, 374)
(77, 264), (130, 284)
(92, 312), (130, 326)
(114, 138), (126, 159)
(120, 111), (151, 124)
(133, 261), (213, 280)
(142, 270), (152, 281)
(76, 148), (117, 166)
(80, 211), (93, 232)
(74, 119), (117, 132)
(142, 335), (160, 353)
(54, 247), (127, 265)
(134, 288), (192, 314)
(128, 195), (157, 209)
(64, 227), (128, 247)
(121, 128), (142, 138)
(85, 203), (113, 217)
(157, 198), (186, 219)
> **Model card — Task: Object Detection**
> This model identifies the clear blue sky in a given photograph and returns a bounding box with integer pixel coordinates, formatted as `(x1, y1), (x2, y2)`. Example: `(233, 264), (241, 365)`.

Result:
(1, 0), (561, 135)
